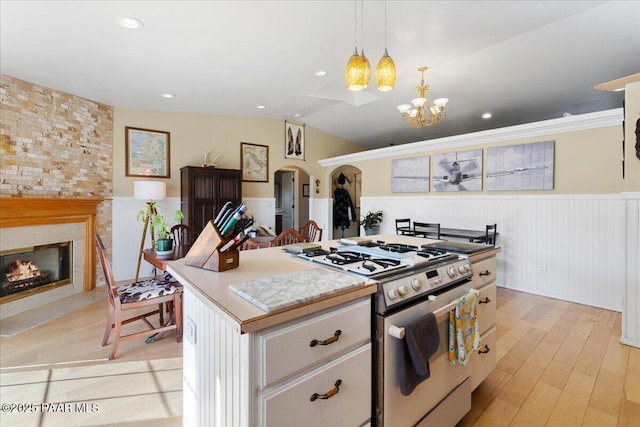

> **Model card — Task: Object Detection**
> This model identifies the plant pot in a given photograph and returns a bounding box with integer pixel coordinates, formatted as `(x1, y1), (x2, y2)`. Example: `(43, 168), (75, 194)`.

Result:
(155, 238), (173, 252)
(364, 226), (380, 236)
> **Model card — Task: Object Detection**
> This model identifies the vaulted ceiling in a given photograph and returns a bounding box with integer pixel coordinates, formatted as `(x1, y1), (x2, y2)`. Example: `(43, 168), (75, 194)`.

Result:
(1, 1), (638, 149)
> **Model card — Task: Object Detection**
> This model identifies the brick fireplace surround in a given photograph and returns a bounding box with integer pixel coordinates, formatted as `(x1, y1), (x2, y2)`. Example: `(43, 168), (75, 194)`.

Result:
(0, 198), (103, 313)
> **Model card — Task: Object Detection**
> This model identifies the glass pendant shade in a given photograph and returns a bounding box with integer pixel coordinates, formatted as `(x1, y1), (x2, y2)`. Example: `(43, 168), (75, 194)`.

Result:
(412, 97), (427, 108)
(397, 104), (411, 113)
(433, 98), (449, 108)
(375, 48), (396, 92)
(345, 47), (367, 91)
(360, 49), (371, 89)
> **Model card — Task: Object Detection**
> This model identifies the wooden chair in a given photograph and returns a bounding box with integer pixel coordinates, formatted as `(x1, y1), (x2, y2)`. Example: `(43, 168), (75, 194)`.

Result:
(239, 239), (262, 250)
(171, 224), (197, 246)
(299, 220), (323, 242)
(472, 223), (497, 245)
(269, 228), (306, 247)
(95, 235), (182, 360)
(395, 218), (413, 235)
(413, 222), (441, 239)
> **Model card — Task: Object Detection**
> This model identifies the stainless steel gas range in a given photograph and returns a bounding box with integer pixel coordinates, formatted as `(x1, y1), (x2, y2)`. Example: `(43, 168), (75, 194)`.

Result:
(296, 240), (475, 426)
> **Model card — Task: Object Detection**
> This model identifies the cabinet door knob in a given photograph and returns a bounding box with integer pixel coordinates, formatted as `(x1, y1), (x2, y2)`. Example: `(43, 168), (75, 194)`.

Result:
(478, 297), (491, 304)
(310, 330), (341, 347)
(478, 344), (490, 354)
(310, 379), (342, 401)
(479, 270), (492, 277)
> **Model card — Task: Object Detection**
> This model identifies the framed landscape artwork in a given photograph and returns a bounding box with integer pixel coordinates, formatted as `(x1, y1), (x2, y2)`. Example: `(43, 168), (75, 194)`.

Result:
(241, 142), (269, 182)
(125, 126), (170, 178)
(285, 121), (305, 160)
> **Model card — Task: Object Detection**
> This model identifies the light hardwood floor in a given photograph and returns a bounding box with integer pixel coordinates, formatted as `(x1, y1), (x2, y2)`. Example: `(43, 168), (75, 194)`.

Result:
(1, 287), (638, 426)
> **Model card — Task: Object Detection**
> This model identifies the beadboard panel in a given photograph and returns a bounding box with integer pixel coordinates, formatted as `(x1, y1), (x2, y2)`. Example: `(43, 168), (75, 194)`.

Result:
(359, 194), (627, 312)
(183, 288), (252, 427)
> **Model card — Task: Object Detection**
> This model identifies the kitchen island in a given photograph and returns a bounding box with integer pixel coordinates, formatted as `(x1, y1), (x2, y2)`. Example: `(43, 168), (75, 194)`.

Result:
(167, 238), (378, 427)
(167, 234), (500, 426)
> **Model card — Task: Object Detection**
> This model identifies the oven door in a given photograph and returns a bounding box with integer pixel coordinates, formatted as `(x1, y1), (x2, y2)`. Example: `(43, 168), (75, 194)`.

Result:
(375, 281), (474, 427)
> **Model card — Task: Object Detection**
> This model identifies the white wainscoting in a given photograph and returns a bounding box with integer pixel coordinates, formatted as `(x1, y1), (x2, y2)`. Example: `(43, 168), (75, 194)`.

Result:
(358, 194), (627, 312)
(622, 194), (640, 347)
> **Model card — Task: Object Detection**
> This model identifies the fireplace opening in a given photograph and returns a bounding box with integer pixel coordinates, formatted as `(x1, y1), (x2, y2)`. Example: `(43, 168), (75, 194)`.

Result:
(1, 242), (72, 304)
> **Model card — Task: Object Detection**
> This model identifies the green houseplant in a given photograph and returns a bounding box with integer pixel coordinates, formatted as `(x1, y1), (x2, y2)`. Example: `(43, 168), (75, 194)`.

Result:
(359, 210), (383, 236)
(138, 201), (184, 252)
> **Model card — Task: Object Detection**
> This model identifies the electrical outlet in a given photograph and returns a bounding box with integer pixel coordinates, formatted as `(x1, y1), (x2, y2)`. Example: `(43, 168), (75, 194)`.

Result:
(538, 265), (547, 274)
(185, 316), (196, 344)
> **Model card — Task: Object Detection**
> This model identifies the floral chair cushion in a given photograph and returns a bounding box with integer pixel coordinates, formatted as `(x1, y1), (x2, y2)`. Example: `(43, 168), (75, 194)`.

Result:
(118, 278), (181, 304)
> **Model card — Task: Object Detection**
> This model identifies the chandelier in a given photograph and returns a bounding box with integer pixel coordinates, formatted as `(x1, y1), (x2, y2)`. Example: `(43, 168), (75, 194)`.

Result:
(397, 67), (448, 128)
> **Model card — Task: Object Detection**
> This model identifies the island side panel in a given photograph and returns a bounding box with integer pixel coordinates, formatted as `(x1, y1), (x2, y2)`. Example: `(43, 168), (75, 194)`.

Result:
(183, 287), (253, 427)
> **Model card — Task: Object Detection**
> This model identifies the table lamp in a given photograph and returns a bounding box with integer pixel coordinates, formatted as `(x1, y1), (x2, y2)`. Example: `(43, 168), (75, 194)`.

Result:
(134, 180), (167, 281)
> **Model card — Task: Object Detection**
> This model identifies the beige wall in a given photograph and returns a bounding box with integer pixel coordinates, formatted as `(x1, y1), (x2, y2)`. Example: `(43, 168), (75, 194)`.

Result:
(346, 125), (624, 198)
(113, 108), (365, 198)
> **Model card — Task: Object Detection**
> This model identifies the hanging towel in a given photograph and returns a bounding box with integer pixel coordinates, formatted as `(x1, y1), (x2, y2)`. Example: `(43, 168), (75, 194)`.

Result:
(398, 312), (440, 396)
(448, 291), (480, 365)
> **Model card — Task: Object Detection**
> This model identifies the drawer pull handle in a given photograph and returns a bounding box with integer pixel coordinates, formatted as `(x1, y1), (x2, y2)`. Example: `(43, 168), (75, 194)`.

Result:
(478, 344), (490, 354)
(310, 379), (342, 401)
(479, 270), (492, 277)
(310, 329), (341, 347)
(478, 297), (491, 304)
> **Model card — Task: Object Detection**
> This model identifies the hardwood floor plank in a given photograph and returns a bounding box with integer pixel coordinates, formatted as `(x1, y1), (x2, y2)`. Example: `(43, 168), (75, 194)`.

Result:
(574, 323), (613, 377)
(539, 359), (573, 390)
(509, 381), (561, 427)
(618, 398), (640, 427)
(546, 371), (596, 426)
(497, 361), (545, 408)
(600, 334), (630, 374)
(554, 334), (587, 366)
(472, 397), (520, 427)
(588, 367), (625, 417)
(581, 407), (618, 427)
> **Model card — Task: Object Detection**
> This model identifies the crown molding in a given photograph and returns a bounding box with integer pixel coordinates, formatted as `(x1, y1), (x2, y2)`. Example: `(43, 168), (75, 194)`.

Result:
(319, 108), (623, 167)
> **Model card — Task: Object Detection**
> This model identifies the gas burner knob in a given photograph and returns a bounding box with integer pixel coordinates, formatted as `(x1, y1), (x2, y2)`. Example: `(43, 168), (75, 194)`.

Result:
(411, 278), (423, 291)
(458, 265), (467, 274)
(397, 286), (409, 296)
(387, 288), (399, 300)
(447, 266), (456, 278)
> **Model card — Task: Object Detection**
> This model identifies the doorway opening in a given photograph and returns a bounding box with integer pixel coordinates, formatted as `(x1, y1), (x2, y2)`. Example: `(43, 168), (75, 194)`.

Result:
(274, 167), (310, 235)
(330, 165), (362, 239)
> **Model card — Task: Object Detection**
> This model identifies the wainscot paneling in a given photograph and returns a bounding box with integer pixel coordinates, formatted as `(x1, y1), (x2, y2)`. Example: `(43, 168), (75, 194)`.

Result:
(359, 194), (627, 312)
(622, 193), (640, 347)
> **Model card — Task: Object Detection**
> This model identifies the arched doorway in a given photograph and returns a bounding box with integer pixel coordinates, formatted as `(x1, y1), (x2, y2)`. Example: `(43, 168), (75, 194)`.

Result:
(330, 165), (362, 239)
(274, 167), (310, 234)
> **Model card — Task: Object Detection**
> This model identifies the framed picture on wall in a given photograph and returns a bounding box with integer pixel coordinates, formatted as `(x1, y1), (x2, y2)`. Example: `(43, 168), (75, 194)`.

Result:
(302, 184), (310, 197)
(241, 142), (269, 182)
(285, 121), (305, 160)
(125, 126), (170, 178)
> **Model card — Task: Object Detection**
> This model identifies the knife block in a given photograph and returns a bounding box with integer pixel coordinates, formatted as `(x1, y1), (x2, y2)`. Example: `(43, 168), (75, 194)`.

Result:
(184, 220), (239, 272)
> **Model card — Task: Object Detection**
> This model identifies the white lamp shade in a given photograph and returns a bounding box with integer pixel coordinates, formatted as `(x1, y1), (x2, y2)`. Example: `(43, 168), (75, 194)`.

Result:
(134, 180), (166, 201)
(397, 104), (411, 114)
(409, 109), (418, 118)
(411, 97), (427, 108)
(433, 98), (449, 108)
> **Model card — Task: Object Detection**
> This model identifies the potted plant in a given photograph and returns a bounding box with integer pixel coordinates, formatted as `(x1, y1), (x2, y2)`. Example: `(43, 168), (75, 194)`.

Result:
(359, 210), (383, 236)
(138, 201), (184, 252)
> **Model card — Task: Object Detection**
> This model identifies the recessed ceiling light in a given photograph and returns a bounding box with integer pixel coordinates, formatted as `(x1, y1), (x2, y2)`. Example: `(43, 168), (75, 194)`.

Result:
(161, 93), (175, 99)
(482, 113), (492, 119)
(257, 105), (267, 109)
(119, 17), (143, 29)
(294, 113), (301, 118)
(315, 70), (327, 77)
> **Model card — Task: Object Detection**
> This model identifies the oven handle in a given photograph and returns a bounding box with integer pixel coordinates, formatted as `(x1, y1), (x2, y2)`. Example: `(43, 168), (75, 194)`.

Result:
(388, 289), (479, 340)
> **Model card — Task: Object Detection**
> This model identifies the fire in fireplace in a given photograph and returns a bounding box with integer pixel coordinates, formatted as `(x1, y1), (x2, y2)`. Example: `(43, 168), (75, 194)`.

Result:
(1, 242), (72, 302)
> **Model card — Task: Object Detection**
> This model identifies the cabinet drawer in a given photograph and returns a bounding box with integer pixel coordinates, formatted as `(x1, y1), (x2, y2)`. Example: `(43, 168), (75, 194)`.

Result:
(471, 327), (496, 390)
(261, 344), (371, 427)
(472, 257), (497, 289)
(259, 298), (371, 387)
(476, 283), (496, 335)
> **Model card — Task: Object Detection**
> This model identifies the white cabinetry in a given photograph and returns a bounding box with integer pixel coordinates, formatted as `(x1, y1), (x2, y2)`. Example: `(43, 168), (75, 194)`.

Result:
(470, 254), (498, 390)
(182, 287), (372, 427)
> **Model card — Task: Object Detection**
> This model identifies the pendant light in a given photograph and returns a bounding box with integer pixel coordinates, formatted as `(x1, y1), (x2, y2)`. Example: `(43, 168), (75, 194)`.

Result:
(359, 0), (370, 90)
(345, 0), (367, 91)
(375, 0), (396, 92)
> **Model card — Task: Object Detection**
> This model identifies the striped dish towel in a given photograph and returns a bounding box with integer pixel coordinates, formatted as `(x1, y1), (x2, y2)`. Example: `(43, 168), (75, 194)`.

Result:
(448, 291), (480, 365)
